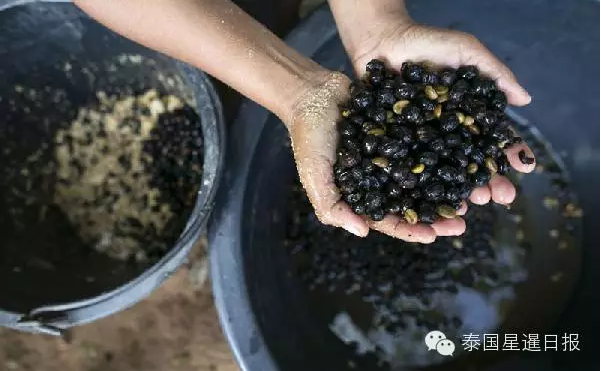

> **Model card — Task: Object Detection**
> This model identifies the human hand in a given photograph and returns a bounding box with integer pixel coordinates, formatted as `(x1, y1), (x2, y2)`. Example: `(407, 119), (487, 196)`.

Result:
(339, 17), (536, 242)
(287, 71), (473, 242)
(286, 72), (372, 238)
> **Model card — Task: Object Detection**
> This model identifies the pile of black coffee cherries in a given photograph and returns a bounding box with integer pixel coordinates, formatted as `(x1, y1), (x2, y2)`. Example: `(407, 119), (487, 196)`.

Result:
(334, 60), (523, 223)
(142, 105), (204, 212)
(287, 179), (505, 332)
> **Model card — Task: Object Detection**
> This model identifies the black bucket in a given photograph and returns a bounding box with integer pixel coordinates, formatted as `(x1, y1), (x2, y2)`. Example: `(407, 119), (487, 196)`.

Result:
(209, 2), (598, 371)
(0, 1), (225, 334)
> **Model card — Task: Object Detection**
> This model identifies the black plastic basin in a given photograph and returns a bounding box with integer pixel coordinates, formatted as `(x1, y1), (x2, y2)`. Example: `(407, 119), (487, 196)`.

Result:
(210, 1), (598, 370)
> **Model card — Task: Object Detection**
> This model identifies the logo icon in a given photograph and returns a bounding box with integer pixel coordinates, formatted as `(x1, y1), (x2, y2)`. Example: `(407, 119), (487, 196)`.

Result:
(425, 330), (455, 356)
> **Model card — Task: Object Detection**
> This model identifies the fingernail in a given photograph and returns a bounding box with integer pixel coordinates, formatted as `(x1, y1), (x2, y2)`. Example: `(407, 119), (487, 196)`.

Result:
(344, 224), (366, 237)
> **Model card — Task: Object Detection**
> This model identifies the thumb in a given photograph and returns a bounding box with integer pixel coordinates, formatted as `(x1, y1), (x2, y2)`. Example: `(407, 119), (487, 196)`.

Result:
(463, 37), (531, 106)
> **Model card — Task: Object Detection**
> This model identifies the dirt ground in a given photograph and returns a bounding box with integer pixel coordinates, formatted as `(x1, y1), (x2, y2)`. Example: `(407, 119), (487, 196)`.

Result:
(0, 238), (239, 371)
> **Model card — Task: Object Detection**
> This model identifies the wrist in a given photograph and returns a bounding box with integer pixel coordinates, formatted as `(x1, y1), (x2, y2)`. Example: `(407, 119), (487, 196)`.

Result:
(329, 0), (413, 67)
(274, 65), (334, 126)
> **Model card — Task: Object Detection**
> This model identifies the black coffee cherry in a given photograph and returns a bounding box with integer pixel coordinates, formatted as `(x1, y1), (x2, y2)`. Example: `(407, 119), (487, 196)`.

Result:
(344, 192), (362, 204)
(399, 173), (418, 189)
(362, 175), (383, 190)
(367, 107), (387, 124)
(365, 192), (384, 210)
(335, 168), (353, 183)
(473, 105), (488, 122)
(352, 203), (366, 215)
(418, 169), (433, 184)
(422, 71), (439, 85)
(439, 148), (452, 158)
(444, 133), (462, 148)
(445, 187), (461, 202)
(403, 62), (424, 83)
(470, 149), (485, 165)
(457, 65), (479, 80)
(361, 121), (379, 134)
(449, 80), (469, 102)
(452, 150), (469, 168)
(349, 115), (365, 126)
(395, 82), (417, 100)
(471, 77), (496, 96)
(352, 90), (374, 110)
(439, 68), (457, 86)
(392, 145), (410, 160)
(402, 157), (416, 168)
(454, 169), (467, 184)
(385, 201), (402, 214)
(400, 105), (423, 124)
(390, 165), (409, 182)
(388, 124), (413, 143)
(362, 135), (379, 155)
(490, 126), (510, 141)
(339, 179), (358, 194)
(349, 167), (363, 180)
(370, 208), (385, 221)
(339, 121), (358, 137)
(424, 183), (445, 201)
(381, 79), (396, 90)
(480, 110), (498, 128)
(416, 96), (437, 112)
(437, 166), (458, 182)
(399, 197), (414, 211)
(338, 150), (361, 168)
(366, 59), (386, 73)
(440, 113), (460, 132)
(444, 101), (459, 113)
(361, 158), (376, 174)
(498, 155), (511, 175)
(461, 141), (474, 156)
(419, 202), (437, 223)
(472, 170), (490, 186)
(376, 170), (390, 184)
(377, 89), (397, 107)
(458, 183), (472, 199)
(386, 183), (403, 198)
(489, 91), (508, 111)
(378, 139), (401, 158)
(333, 164), (345, 177)
(410, 188), (422, 199)
(418, 151), (439, 166)
(428, 138), (445, 152)
(416, 126), (437, 143)
(341, 137), (361, 152)
(368, 72), (384, 87)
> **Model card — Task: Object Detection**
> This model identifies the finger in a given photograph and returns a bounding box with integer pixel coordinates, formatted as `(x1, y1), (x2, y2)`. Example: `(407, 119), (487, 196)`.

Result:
(331, 200), (371, 237)
(369, 215), (436, 243)
(463, 36), (531, 106)
(456, 201), (468, 216)
(504, 143), (536, 173)
(430, 217), (466, 236)
(469, 185), (491, 205)
(297, 154), (369, 237)
(488, 174), (516, 205)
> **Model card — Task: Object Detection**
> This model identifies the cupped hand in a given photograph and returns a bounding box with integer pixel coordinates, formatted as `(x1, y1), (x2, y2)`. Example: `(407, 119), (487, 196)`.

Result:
(287, 71), (469, 242)
(286, 72), (371, 239)
(345, 20), (537, 241)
